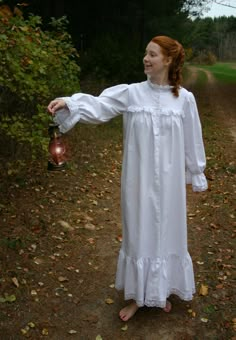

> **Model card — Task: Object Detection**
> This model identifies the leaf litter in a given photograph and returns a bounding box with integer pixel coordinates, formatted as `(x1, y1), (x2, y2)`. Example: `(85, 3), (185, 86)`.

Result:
(0, 78), (235, 338)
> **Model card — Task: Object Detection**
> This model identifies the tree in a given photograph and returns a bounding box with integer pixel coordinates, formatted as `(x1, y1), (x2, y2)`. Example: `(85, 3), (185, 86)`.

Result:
(1, 0), (211, 47)
(213, 0), (236, 9)
(187, 15), (236, 61)
(1, 0), (218, 81)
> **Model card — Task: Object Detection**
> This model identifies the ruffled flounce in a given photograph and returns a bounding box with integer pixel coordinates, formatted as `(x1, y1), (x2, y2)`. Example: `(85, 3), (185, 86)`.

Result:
(127, 105), (184, 117)
(53, 97), (82, 134)
(115, 249), (195, 308)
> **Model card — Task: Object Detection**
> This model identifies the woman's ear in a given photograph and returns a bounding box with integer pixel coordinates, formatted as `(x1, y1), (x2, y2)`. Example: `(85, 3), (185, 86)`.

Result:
(165, 56), (172, 66)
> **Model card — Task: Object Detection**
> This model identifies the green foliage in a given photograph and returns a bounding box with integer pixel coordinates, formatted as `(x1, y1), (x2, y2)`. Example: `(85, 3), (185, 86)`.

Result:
(185, 47), (193, 61)
(0, 105), (52, 160)
(0, 13), (80, 110)
(0, 236), (24, 250)
(0, 294), (17, 303)
(192, 51), (217, 65)
(0, 9), (80, 162)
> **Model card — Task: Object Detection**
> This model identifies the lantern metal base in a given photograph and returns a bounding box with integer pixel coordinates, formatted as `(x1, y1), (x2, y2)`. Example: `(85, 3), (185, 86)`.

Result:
(47, 160), (66, 171)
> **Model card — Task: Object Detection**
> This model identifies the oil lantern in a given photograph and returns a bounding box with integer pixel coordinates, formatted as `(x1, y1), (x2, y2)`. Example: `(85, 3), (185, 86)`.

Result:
(47, 123), (66, 171)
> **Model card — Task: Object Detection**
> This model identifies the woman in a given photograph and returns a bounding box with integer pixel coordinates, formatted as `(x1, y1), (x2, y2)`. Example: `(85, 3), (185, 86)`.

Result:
(47, 35), (208, 322)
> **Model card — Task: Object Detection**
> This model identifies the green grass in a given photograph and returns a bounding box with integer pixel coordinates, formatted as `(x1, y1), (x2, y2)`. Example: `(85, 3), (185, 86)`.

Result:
(196, 69), (208, 85)
(196, 62), (236, 83)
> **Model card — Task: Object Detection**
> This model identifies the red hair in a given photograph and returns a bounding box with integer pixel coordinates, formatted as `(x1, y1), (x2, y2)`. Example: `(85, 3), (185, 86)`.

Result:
(151, 36), (185, 97)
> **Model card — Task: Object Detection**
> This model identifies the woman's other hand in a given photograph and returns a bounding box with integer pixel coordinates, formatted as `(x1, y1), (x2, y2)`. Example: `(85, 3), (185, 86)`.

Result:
(47, 99), (67, 115)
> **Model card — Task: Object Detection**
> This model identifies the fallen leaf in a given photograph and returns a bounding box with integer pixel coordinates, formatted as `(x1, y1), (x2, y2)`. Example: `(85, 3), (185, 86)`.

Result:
(96, 336), (103, 340)
(29, 244), (37, 252)
(12, 277), (19, 288)
(210, 223), (219, 229)
(232, 318), (236, 331)
(121, 324), (128, 331)
(34, 258), (44, 265)
(199, 284), (208, 296)
(42, 328), (49, 335)
(196, 261), (204, 265)
(105, 298), (114, 304)
(188, 213), (196, 217)
(58, 220), (74, 231)
(116, 235), (122, 242)
(84, 223), (96, 231)
(21, 328), (28, 335)
(216, 284), (224, 289)
(58, 276), (69, 282)
(201, 317), (208, 323)
(68, 330), (77, 334)
(28, 322), (35, 328)
(82, 314), (98, 323)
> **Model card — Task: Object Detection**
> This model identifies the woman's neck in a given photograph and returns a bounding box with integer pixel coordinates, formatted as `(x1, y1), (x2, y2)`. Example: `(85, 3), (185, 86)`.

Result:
(148, 74), (169, 86)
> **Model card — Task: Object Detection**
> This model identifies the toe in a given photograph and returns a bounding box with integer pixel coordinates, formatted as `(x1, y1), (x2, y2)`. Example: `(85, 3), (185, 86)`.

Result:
(163, 300), (172, 313)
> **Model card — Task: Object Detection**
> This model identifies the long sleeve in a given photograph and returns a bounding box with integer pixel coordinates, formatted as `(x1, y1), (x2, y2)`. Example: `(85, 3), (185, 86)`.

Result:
(53, 84), (129, 133)
(183, 92), (208, 192)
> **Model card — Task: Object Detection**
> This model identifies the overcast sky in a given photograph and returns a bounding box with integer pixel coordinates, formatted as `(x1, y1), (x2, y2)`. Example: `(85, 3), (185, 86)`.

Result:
(202, 1), (236, 17)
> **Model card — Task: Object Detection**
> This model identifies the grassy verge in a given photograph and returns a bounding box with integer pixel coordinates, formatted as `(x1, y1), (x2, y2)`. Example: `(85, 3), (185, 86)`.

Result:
(194, 62), (236, 83)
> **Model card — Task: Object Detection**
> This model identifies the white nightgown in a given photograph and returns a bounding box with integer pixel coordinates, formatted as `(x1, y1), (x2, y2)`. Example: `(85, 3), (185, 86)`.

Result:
(54, 79), (208, 307)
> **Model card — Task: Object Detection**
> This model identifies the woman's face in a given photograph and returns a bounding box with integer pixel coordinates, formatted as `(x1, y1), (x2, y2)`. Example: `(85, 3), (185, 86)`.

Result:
(143, 42), (170, 78)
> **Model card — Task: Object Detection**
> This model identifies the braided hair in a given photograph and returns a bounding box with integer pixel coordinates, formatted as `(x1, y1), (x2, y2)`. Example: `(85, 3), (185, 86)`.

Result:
(151, 36), (185, 97)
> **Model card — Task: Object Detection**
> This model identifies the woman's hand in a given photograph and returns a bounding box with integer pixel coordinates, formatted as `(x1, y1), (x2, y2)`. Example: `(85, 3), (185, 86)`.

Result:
(47, 99), (67, 115)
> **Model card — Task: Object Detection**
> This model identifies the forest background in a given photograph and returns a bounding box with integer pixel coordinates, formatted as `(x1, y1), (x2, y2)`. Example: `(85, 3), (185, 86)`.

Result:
(0, 0), (235, 175)
(0, 1), (236, 338)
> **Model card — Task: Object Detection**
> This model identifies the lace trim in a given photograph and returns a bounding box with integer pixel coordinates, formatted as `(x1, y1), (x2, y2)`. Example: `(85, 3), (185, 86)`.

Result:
(147, 78), (174, 91)
(117, 287), (195, 308)
(192, 184), (208, 192)
(115, 250), (195, 307)
(186, 171), (208, 192)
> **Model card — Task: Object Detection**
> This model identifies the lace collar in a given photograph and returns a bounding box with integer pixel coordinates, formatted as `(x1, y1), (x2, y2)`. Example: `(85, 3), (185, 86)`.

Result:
(147, 78), (173, 91)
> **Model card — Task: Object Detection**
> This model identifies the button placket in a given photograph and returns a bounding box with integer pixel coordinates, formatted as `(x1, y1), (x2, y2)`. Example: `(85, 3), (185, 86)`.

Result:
(152, 90), (161, 253)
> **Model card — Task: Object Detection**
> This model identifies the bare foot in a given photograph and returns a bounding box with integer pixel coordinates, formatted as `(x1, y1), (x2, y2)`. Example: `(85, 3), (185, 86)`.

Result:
(119, 301), (139, 321)
(163, 300), (172, 313)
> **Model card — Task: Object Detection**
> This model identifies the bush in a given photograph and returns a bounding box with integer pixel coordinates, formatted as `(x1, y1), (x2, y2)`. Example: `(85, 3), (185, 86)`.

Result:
(191, 50), (217, 65)
(0, 6), (80, 163)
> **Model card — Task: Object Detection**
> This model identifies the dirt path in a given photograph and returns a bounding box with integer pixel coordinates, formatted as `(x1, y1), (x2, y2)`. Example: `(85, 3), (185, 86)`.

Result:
(0, 71), (235, 339)
(186, 65), (236, 143)
(184, 65), (216, 87)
